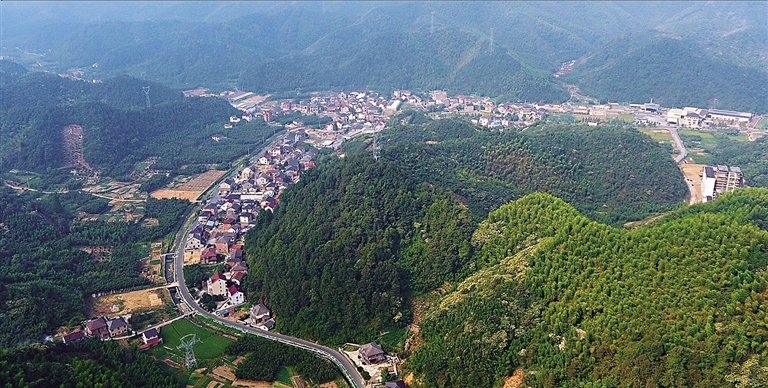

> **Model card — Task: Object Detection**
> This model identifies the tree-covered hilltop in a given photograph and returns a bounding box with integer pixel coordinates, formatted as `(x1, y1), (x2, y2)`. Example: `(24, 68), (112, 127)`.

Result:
(1, 69), (182, 110)
(375, 118), (688, 225)
(244, 154), (476, 344)
(405, 189), (768, 387)
(0, 69), (268, 178)
(0, 185), (190, 346)
(0, 339), (177, 387)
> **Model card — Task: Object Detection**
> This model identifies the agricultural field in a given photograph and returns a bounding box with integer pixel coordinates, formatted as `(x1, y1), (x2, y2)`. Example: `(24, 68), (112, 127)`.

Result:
(756, 116), (768, 129)
(678, 129), (749, 164)
(141, 242), (165, 283)
(151, 170), (226, 201)
(156, 318), (235, 361)
(638, 128), (673, 143)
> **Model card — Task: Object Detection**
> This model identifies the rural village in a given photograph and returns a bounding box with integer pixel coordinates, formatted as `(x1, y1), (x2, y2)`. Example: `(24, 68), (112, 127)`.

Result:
(49, 83), (766, 388)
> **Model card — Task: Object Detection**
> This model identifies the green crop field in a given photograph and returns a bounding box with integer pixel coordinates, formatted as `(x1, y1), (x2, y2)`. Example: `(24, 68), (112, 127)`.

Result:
(638, 128), (673, 142)
(160, 318), (234, 360)
(756, 117), (768, 129)
(618, 113), (634, 123)
(276, 367), (293, 387)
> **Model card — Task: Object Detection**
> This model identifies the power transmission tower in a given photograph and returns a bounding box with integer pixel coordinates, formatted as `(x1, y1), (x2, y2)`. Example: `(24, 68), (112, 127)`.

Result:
(489, 28), (494, 54)
(177, 333), (201, 370)
(430, 12), (435, 34)
(142, 86), (151, 108)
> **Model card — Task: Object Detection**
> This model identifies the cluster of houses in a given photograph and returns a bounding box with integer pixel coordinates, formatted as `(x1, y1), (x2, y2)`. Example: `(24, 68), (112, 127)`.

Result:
(190, 84), (761, 140)
(61, 316), (163, 351)
(61, 315), (132, 344)
(185, 129), (321, 315)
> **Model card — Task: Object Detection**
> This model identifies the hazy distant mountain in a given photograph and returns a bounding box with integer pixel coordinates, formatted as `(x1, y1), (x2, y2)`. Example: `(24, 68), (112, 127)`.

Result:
(2, 1), (765, 108)
(568, 33), (768, 112)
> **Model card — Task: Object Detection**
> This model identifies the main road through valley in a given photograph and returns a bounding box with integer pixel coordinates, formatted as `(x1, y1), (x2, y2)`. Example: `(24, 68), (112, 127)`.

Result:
(170, 143), (366, 388)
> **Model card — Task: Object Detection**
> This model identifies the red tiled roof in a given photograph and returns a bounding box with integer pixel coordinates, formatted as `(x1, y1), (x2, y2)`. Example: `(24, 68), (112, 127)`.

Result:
(211, 272), (226, 282)
(63, 330), (86, 343)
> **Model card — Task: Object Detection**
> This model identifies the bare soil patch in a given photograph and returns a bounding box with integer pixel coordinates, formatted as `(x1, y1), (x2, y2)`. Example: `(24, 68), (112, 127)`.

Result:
(502, 368), (525, 388)
(211, 364), (237, 382)
(62, 124), (92, 170)
(151, 189), (201, 201)
(231, 381), (272, 388)
(90, 287), (171, 316)
(151, 169), (225, 201)
(680, 163), (704, 204)
(184, 251), (201, 265)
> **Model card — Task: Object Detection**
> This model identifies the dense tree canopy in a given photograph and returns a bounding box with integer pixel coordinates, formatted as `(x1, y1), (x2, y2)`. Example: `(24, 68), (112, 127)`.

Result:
(245, 154), (476, 344)
(375, 118), (688, 225)
(0, 70), (263, 178)
(0, 338), (177, 387)
(405, 189), (768, 387)
(0, 185), (190, 346)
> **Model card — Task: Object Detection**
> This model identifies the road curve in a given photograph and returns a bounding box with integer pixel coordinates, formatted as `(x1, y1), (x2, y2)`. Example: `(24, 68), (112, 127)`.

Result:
(669, 127), (688, 163)
(170, 154), (366, 388)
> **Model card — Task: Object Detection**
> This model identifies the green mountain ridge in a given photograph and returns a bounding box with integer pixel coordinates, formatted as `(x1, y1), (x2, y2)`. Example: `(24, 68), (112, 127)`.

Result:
(0, 69), (251, 177)
(406, 189), (768, 387)
(3, 2), (764, 108)
(375, 118), (688, 225)
(568, 33), (768, 112)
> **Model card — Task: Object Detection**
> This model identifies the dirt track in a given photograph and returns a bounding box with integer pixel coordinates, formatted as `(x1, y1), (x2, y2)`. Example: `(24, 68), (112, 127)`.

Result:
(679, 163), (704, 205)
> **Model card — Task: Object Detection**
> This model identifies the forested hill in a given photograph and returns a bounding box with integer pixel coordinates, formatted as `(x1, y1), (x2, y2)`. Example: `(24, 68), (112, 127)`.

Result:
(0, 67), (241, 177)
(567, 34), (768, 113)
(245, 154), (476, 344)
(405, 189), (768, 387)
(374, 118), (688, 225)
(0, 185), (190, 346)
(244, 117), (686, 345)
(1, 68), (182, 109)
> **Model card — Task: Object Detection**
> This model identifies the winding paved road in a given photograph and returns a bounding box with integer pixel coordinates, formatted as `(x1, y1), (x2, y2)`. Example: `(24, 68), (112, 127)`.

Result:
(170, 141), (366, 388)
(669, 127), (688, 163)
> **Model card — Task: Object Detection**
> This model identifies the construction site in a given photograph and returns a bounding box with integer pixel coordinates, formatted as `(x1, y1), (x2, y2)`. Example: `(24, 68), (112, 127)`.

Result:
(701, 165), (744, 203)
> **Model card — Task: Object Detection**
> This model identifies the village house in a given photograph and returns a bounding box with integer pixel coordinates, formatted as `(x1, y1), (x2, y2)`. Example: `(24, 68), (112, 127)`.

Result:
(139, 327), (162, 350)
(207, 272), (228, 296)
(250, 303), (271, 323)
(107, 317), (130, 337)
(62, 330), (87, 344)
(185, 232), (205, 251)
(142, 328), (160, 344)
(228, 285), (245, 305)
(201, 246), (218, 264)
(359, 342), (387, 365)
(229, 271), (246, 286)
(85, 317), (110, 339)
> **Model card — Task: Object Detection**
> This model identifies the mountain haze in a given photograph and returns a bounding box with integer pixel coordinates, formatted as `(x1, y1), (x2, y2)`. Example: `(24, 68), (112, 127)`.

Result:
(3, 2), (764, 109)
